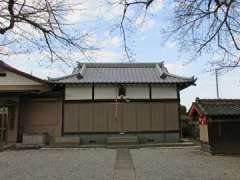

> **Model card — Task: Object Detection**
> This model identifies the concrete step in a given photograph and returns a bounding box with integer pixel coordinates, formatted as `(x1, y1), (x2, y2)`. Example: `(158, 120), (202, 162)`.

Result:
(107, 135), (139, 145)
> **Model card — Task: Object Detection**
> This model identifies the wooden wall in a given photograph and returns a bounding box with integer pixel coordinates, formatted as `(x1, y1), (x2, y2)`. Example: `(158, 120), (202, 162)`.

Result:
(64, 101), (179, 133)
(20, 98), (62, 137)
(200, 124), (209, 143)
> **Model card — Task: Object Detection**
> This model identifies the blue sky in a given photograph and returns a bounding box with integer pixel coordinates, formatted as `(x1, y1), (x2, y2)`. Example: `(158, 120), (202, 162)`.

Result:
(2, 0), (240, 108)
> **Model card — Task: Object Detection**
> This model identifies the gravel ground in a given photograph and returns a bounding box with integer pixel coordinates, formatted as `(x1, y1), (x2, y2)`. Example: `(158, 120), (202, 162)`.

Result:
(131, 147), (240, 180)
(1, 147), (240, 180)
(0, 148), (115, 180)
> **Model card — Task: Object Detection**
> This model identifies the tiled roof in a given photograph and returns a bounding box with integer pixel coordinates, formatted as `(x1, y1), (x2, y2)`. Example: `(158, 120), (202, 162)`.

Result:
(192, 99), (240, 121)
(50, 62), (196, 89)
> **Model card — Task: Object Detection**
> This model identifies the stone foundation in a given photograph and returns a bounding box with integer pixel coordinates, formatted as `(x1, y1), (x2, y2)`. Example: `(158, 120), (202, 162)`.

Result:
(22, 134), (47, 145)
(64, 132), (180, 145)
(53, 136), (81, 145)
(200, 142), (212, 153)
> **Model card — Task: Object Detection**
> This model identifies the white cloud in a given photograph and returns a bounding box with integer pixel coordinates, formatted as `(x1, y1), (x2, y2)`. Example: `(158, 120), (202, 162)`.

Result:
(134, 0), (164, 31)
(149, 0), (164, 13)
(65, 0), (164, 25)
(165, 62), (190, 75)
(2, 52), (72, 79)
(66, 49), (121, 63)
(165, 41), (177, 49)
(2, 47), (121, 76)
(101, 36), (121, 48)
(65, 0), (123, 24)
(136, 17), (156, 31)
(82, 32), (121, 49)
(109, 36), (121, 47)
(91, 50), (121, 62)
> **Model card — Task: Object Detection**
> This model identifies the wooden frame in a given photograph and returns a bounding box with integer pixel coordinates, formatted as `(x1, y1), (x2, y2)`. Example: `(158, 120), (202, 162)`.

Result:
(64, 99), (180, 103)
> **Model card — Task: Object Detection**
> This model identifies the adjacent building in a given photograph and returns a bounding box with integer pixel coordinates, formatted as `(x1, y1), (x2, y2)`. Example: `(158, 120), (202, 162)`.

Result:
(188, 98), (240, 154)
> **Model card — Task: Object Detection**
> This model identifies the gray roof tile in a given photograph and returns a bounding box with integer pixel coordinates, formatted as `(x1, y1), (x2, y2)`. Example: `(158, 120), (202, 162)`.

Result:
(50, 63), (196, 88)
(195, 99), (240, 117)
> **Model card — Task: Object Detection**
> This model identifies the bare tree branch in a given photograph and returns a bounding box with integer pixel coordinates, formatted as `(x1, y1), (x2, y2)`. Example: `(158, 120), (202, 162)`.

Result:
(0, 0), (92, 63)
(117, 0), (240, 68)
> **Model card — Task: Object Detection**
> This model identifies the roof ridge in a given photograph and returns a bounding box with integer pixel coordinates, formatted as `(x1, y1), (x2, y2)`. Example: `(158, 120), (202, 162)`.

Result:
(155, 63), (167, 79)
(165, 72), (196, 81)
(195, 100), (207, 115)
(76, 62), (164, 68)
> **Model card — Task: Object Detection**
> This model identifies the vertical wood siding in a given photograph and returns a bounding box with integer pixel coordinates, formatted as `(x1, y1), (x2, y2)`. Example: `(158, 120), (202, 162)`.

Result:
(108, 103), (122, 132)
(20, 99), (62, 137)
(64, 101), (179, 133)
(136, 103), (151, 131)
(151, 102), (165, 131)
(93, 103), (109, 132)
(122, 103), (137, 132)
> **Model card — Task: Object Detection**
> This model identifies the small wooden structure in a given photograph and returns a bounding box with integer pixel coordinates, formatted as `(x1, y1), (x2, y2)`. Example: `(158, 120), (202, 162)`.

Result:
(188, 98), (240, 154)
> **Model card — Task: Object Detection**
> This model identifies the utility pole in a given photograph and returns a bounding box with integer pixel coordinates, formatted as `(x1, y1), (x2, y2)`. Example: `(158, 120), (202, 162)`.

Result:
(215, 65), (240, 99)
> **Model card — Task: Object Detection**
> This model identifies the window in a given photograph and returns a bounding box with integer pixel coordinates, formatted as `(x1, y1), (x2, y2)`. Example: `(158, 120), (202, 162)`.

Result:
(0, 72), (6, 77)
(118, 85), (126, 96)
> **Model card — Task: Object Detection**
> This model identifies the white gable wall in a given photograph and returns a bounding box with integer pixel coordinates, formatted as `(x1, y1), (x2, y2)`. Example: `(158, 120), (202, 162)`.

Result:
(94, 86), (117, 99)
(65, 86), (92, 100)
(126, 86), (149, 99)
(0, 70), (41, 85)
(65, 85), (178, 100)
(152, 86), (177, 99)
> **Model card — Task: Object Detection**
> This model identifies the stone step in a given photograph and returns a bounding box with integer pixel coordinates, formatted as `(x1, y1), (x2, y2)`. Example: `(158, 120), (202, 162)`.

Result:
(107, 135), (139, 145)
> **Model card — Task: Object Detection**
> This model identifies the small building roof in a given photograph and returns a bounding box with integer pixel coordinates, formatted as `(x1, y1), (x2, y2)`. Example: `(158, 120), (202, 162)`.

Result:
(188, 98), (240, 122)
(50, 62), (196, 90)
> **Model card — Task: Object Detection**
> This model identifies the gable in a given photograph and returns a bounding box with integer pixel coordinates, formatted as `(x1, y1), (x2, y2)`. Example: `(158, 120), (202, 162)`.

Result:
(0, 65), (48, 92)
(0, 69), (42, 86)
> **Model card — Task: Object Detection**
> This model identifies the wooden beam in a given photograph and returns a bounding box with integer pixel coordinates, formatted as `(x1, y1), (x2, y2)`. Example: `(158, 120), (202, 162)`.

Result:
(0, 85), (49, 91)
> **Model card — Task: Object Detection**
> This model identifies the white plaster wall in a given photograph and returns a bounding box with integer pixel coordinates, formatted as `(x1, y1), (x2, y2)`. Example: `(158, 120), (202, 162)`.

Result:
(151, 86), (177, 99)
(94, 86), (117, 99)
(65, 86), (92, 100)
(0, 70), (41, 85)
(65, 85), (178, 100)
(126, 86), (149, 99)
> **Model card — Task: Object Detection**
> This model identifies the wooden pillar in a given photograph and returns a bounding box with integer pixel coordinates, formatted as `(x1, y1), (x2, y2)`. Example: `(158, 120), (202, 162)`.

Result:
(177, 85), (181, 140)
(0, 104), (2, 150)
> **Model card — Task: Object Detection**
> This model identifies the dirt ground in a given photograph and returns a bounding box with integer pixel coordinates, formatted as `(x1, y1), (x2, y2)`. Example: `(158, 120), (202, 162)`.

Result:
(0, 147), (240, 180)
